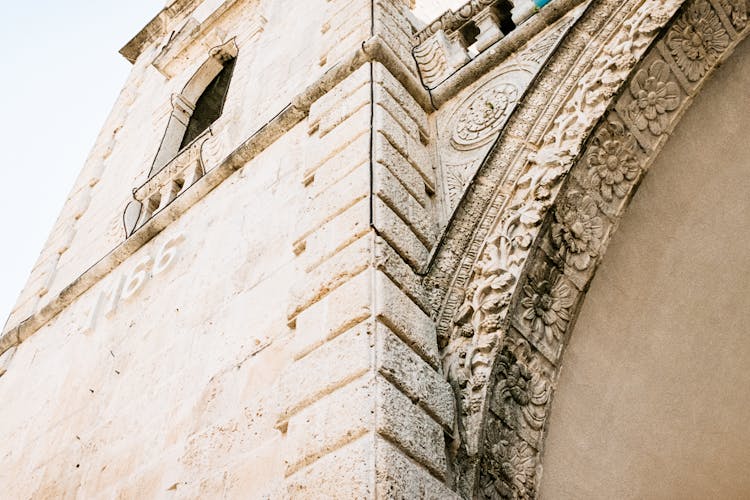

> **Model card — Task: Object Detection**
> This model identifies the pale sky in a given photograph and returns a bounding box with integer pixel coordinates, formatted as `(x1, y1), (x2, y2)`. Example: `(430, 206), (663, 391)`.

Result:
(0, 1), (163, 326)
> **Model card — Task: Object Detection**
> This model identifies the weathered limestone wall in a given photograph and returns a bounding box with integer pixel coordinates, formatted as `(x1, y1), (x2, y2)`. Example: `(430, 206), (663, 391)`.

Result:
(0, 118), (310, 498)
(6, 0), (371, 328)
(539, 36), (750, 499)
(5, 0), (748, 497)
(0, 0), (457, 496)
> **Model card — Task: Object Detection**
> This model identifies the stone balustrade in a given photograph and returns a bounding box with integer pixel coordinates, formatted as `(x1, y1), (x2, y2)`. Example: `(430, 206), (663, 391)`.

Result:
(123, 131), (210, 236)
(413, 0), (548, 87)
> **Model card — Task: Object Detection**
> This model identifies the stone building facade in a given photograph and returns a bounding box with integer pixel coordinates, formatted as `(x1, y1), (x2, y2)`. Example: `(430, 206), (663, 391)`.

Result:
(1, 0), (748, 498)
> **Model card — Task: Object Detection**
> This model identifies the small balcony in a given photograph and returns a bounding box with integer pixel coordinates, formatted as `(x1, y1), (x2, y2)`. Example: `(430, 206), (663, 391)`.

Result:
(413, 0), (549, 88)
(123, 130), (211, 237)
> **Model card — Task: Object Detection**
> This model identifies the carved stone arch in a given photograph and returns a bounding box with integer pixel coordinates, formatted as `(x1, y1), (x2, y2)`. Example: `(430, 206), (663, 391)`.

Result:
(149, 37), (238, 176)
(426, 0), (750, 497)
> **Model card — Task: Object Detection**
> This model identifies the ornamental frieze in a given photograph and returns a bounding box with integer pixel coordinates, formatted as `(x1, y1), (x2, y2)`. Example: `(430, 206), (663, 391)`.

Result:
(434, 6), (586, 222)
(426, 0), (750, 496)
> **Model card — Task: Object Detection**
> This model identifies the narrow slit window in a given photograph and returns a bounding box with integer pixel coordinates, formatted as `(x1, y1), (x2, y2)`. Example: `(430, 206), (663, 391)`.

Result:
(179, 57), (236, 150)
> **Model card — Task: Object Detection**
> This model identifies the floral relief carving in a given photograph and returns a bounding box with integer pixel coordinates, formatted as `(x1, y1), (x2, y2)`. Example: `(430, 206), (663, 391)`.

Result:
(667, 0), (730, 81)
(626, 60), (680, 136)
(551, 191), (604, 271)
(452, 82), (520, 150)
(586, 120), (641, 200)
(478, 422), (538, 500)
(521, 268), (574, 347)
(490, 343), (550, 436)
(437, 0), (685, 495)
(718, 0), (748, 30)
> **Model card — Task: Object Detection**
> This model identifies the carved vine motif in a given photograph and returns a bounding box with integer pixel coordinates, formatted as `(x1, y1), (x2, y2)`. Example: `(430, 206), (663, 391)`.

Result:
(667, 0), (730, 81)
(585, 120), (641, 201)
(452, 82), (520, 150)
(439, 0), (685, 496)
(445, 201), (546, 456)
(626, 60), (681, 136)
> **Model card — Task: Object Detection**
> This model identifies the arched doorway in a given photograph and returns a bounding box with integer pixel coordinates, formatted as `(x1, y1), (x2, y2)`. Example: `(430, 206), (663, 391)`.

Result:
(539, 36), (750, 499)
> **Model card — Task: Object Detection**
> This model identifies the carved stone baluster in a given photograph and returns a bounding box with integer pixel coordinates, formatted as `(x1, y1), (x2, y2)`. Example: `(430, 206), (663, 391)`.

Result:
(473, 6), (504, 52)
(511, 0), (538, 26)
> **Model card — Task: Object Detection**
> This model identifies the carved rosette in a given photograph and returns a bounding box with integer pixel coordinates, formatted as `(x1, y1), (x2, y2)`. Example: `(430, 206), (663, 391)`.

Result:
(451, 81), (520, 150)
(626, 60), (681, 136)
(584, 120), (641, 201)
(520, 268), (574, 352)
(550, 191), (604, 272)
(475, 336), (552, 500)
(666, 0), (730, 81)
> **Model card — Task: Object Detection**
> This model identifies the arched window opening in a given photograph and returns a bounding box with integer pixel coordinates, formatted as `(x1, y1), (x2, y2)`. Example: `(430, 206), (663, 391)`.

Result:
(148, 39), (238, 178)
(179, 57), (236, 150)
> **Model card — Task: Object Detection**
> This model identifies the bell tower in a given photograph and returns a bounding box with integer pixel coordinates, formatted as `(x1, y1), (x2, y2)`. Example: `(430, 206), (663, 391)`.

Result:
(4, 0), (747, 497)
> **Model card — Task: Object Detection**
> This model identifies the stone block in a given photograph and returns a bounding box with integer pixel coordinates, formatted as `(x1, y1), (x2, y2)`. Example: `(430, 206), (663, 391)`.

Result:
(375, 271), (439, 368)
(374, 112), (435, 191)
(289, 234), (371, 319)
(375, 82), (421, 144)
(297, 198), (371, 274)
(280, 321), (373, 421)
(285, 376), (375, 475)
(308, 63), (371, 137)
(285, 434), (374, 499)
(305, 132), (369, 195)
(295, 164), (369, 245)
(305, 106), (370, 179)
(376, 438), (460, 499)
(292, 271), (372, 359)
(373, 197), (429, 269)
(376, 377), (448, 478)
(374, 162), (437, 246)
(377, 323), (455, 430)
(373, 61), (429, 138)
(373, 236), (430, 314)
(374, 133), (431, 208)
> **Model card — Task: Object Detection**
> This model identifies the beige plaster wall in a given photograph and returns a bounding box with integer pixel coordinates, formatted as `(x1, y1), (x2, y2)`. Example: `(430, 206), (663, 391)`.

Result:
(539, 38), (750, 499)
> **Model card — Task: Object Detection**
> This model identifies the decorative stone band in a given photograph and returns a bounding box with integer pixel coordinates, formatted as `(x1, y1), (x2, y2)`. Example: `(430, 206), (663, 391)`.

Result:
(432, 0), (749, 496)
(413, 0), (564, 87)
